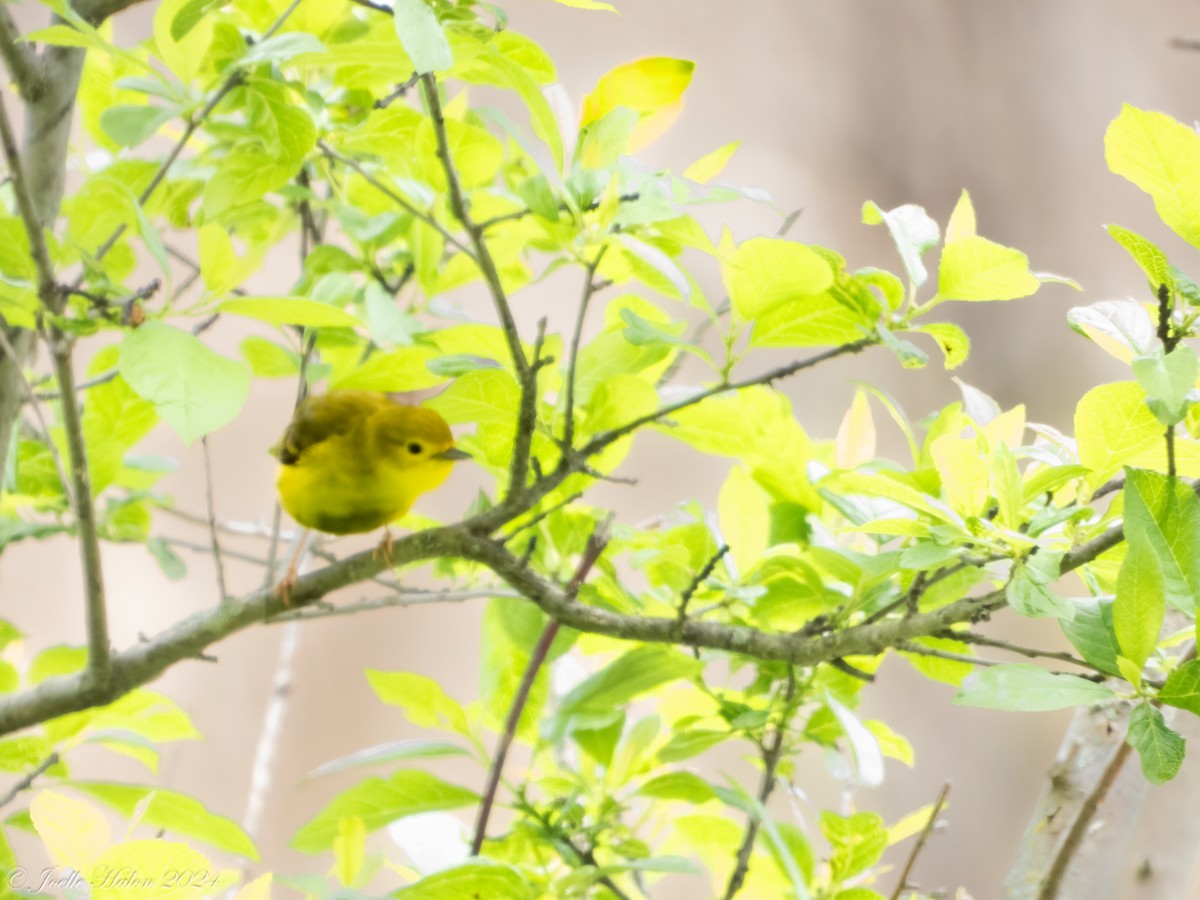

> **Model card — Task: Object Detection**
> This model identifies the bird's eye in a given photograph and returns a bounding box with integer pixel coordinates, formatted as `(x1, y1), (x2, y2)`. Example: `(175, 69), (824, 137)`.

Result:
(407, 442), (423, 455)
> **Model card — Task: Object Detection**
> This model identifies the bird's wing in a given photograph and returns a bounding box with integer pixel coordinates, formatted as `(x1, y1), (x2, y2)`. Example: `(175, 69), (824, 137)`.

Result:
(274, 392), (383, 465)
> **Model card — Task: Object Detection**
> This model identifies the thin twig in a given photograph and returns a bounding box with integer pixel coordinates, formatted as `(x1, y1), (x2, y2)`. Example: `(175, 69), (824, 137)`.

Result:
(84, 0), (305, 272)
(471, 521), (611, 855)
(657, 209), (802, 388)
(267, 587), (516, 623)
(677, 544), (729, 621)
(723, 672), (797, 899)
(0, 327), (72, 500)
(201, 437), (229, 602)
(317, 142), (470, 255)
(583, 338), (876, 457)
(31, 368), (119, 402)
(0, 753), (59, 810)
(517, 798), (633, 900)
(955, 632), (1108, 676)
(1037, 741), (1133, 900)
(562, 246), (609, 451)
(419, 72), (527, 378)
(0, 87), (55, 299)
(889, 782), (951, 900)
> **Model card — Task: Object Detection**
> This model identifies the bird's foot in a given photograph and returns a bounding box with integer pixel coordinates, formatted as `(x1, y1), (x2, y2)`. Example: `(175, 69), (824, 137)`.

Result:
(274, 564), (299, 607)
(374, 527), (395, 569)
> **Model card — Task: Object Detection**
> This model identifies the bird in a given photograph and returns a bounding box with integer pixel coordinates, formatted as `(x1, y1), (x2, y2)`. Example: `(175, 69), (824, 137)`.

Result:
(272, 390), (469, 602)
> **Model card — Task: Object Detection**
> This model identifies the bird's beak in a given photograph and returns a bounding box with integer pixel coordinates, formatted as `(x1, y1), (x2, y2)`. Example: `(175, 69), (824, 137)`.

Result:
(436, 447), (471, 461)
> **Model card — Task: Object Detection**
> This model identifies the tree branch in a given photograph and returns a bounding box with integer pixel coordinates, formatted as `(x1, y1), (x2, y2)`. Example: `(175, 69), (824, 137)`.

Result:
(472, 522), (610, 854)
(889, 782), (951, 899)
(582, 338), (876, 457)
(562, 247), (608, 451)
(723, 672), (796, 899)
(419, 72), (527, 379)
(0, 8), (42, 101)
(317, 142), (471, 256)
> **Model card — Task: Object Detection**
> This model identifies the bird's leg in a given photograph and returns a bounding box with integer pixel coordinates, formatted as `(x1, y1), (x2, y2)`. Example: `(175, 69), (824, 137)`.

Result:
(274, 529), (310, 607)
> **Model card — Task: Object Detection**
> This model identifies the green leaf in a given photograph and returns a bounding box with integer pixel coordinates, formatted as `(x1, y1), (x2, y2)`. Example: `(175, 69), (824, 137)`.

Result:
(393, 863), (533, 899)
(636, 772), (717, 803)
(723, 236), (834, 319)
(366, 670), (469, 735)
(954, 664), (1115, 711)
(240, 337), (300, 378)
(291, 770), (477, 853)
(219, 297), (363, 329)
(1007, 552), (1072, 620)
(1122, 468), (1200, 613)
(820, 811), (887, 882)
(169, 0), (223, 40)
(119, 323), (249, 444)
(657, 729), (729, 762)
(553, 647), (702, 736)
(1133, 345), (1200, 425)
(99, 104), (175, 148)
(1075, 382), (1172, 488)
(937, 235), (1040, 301)
(1106, 224), (1172, 291)
(1060, 599), (1122, 676)
(1159, 659), (1200, 715)
(1127, 703), (1186, 784)
(394, 0), (453, 73)
(718, 466), (769, 573)
(305, 739), (471, 780)
(1115, 537), (1166, 670)
(73, 782), (257, 859)
(1105, 105), (1200, 250)
(911, 322), (970, 369)
(331, 348), (445, 392)
(241, 32), (326, 64)
(861, 201), (938, 288)
(426, 368), (519, 426)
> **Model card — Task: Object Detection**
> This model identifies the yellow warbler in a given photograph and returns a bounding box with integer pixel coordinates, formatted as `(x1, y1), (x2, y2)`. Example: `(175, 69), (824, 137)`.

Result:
(273, 391), (468, 599)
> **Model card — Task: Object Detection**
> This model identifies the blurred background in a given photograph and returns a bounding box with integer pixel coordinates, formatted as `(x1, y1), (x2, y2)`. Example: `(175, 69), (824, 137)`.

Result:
(7, 1), (1200, 896)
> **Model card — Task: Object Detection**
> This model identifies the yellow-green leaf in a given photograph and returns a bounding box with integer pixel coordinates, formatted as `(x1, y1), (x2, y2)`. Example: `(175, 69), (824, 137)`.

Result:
(581, 57), (694, 126)
(219, 297), (363, 329)
(30, 791), (112, 872)
(683, 140), (740, 184)
(1105, 104), (1200, 250)
(723, 236), (834, 319)
(945, 189), (977, 243)
(937, 235), (1040, 301)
